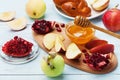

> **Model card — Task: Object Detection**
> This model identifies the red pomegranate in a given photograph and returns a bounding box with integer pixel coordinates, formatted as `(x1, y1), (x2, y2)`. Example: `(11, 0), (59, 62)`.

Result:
(83, 50), (111, 70)
(2, 36), (33, 57)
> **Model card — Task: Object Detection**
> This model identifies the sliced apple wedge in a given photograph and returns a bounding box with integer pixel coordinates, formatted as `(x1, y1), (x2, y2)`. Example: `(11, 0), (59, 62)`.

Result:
(7, 17), (27, 30)
(91, 0), (109, 11)
(85, 39), (108, 49)
(43, 33), (57, 50)
(43, 33), (64, 50)
(58, 34), (64, 41)
(55, 36), (65, 53)
(0, 11), (15, 21)
(90, 44), (114, 54)
(66, 43), (82, 59)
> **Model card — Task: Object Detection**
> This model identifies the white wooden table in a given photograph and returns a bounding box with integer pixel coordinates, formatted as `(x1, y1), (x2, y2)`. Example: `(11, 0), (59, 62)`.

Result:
(0, 0), (120, 80)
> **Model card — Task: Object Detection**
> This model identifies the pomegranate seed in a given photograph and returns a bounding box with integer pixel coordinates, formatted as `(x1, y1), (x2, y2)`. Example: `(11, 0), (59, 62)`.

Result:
(55, 24), (60, 28)
(61, 23), (65, 27)
(56, 27), (62, 32)
(82, 49), (87, 53)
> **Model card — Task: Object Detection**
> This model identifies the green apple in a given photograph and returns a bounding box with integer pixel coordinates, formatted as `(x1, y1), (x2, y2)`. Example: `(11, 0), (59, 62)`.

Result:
(41, 54), (65, 77)
(26, 0), (46, 19)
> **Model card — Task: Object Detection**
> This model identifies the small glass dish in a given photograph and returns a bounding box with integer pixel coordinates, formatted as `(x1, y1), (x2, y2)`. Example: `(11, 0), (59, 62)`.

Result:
(0, 36), (39, 64)
(65, 24), (95, 44)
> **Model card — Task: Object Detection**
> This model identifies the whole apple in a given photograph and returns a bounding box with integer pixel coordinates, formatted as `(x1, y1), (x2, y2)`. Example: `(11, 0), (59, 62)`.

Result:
(102, 7), (120, 32)
(41, 54), (65, 77)
(26, 0), (46, 19)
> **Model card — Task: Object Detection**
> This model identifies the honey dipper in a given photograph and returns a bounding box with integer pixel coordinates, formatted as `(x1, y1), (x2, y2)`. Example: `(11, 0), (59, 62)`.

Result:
(74, 16), (120, 39)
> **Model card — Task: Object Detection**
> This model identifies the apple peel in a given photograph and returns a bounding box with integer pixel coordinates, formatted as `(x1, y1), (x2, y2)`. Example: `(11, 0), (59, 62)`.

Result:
(85, 39), (108, 49)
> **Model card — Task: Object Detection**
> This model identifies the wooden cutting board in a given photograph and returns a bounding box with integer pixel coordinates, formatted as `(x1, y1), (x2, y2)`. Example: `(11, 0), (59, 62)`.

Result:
(32, 24), (118, 74)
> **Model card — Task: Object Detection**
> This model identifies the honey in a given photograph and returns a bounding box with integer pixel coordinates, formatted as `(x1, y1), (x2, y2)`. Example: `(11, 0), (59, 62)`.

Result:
(65, 24), (95, 44)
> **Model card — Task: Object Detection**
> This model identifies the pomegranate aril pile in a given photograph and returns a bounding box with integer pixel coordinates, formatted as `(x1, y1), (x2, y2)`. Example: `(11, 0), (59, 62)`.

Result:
(32, 20), (53, 34)
(32, 19), (65, 34)
(2, 36), (33, 57)
(83, 50), (110, 70)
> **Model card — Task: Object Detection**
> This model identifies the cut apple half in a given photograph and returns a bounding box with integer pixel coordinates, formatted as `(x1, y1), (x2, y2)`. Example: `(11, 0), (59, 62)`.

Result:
(0, 11), (15, 21)
(55, 36), (65, 53)
(43, 33), (64, 50)
(66, 43), (82, 59)
(7, 17), (27, 30)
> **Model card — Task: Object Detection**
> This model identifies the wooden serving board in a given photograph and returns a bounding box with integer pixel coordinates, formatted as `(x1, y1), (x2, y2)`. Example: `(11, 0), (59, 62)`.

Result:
(32, 24), (118, 74)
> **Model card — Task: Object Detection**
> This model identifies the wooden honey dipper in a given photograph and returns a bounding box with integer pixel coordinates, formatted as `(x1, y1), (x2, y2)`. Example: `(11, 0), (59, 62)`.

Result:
(74, 16), (120, 39)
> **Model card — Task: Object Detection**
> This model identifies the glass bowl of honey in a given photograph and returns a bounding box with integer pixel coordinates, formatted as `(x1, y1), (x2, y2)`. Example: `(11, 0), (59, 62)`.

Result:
(65, 24), (95, 44)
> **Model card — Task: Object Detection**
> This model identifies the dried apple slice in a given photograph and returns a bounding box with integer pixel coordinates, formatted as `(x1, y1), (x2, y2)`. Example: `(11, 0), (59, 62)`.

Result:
(0, 11), (15, 21)
(55, 36), (65, 53)
(43, 33), (64, 50)
(66, 43), (82, 59)
(7, 17), (27, 30)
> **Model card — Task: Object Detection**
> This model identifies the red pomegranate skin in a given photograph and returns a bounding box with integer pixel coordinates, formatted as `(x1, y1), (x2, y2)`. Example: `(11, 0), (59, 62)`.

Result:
(102, 8), (120, 32)
(2, 36), (33, 57)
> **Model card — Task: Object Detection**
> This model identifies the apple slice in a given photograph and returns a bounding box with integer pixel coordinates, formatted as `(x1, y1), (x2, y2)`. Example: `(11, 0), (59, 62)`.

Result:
(66, 43), (82, 59)
(7, 17), (27, 30)
(85, 39), (108, 49)
(56, 34), (64, 41)
(43, 33), (57, 50)
(87, 0), (98, 5)
(91, 0), (110, 11)
(43, 33), (64, 50)
(55, 36), (65, 53)
(90, 44), (114, 54)
(0, 11), (15, 21)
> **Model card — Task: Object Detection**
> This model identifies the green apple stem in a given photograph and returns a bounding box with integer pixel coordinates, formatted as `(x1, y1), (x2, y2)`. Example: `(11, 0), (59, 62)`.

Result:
(47, 60), (55, 69)
(49, 52), (56, 58)
(48, 53), (57, 69)
(115, 4), (119, 8)
(33, 12), (37, 16)
(43, 53), (57, 69)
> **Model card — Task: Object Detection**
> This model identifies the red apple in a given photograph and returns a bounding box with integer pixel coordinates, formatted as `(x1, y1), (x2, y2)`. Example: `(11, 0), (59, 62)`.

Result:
(102, 7), (120, 32)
